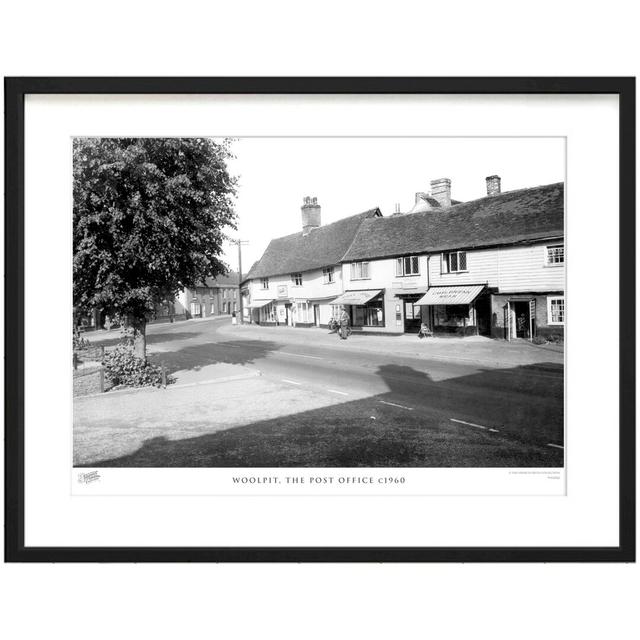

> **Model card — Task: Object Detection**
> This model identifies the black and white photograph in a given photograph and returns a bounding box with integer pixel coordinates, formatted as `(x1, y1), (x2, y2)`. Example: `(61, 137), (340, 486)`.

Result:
(72, 136), (565, 470)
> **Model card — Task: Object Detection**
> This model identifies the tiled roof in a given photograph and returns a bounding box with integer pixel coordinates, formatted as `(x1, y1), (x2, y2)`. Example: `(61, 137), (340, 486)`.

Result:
(244, 209), (381, 281)
(342, 182), (564, 261)
(198, 271), (239, 287)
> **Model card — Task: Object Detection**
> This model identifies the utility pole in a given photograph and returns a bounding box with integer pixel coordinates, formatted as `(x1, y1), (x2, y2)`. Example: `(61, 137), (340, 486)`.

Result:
(230, 238), (249, 324)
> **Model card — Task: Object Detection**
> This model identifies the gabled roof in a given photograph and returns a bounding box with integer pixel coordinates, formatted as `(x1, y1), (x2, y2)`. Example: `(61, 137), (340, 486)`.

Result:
(244, 208), (381, 281)
(342, 182), (564, 261)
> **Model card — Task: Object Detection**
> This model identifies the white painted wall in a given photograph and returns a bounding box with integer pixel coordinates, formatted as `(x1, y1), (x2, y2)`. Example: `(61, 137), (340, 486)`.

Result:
(246, 264), (344, 325)
(428, 241), (565, 293)
(340, 255), (429, 293)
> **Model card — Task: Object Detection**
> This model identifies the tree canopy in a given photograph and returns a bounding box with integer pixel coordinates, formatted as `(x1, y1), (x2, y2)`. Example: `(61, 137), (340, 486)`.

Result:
(73, 137), (237, 352)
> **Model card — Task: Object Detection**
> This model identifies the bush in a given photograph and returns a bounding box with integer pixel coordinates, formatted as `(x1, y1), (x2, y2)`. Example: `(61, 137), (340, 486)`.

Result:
(531, 336), (547, 345)
(546, 333), (564, 344)
(102, 344), (170, 389)
(73, 328), (91, 350)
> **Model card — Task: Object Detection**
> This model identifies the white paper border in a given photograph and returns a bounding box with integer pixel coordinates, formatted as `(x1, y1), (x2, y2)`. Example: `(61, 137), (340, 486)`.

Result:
(24, 93), (618, 547)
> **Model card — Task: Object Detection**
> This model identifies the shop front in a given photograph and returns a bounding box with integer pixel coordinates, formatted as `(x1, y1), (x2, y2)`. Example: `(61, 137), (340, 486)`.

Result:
(416, 284), (488, 336)
(331, 289), (385, 331)
(246, 299), (276, 324)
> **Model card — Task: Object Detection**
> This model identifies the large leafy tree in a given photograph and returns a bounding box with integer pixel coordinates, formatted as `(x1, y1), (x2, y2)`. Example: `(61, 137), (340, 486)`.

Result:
(73, 137), (237, 358)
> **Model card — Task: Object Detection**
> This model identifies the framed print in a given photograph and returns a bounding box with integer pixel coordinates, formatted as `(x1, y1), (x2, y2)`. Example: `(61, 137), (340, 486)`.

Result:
(4, 77), (635, 562)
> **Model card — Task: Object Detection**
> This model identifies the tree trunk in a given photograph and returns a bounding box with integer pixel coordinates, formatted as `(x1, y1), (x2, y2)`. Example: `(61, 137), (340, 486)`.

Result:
(128, 315), (147, 360)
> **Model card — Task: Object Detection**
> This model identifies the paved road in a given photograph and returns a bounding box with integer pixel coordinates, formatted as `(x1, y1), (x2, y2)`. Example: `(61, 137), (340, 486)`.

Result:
(141, 317), (564, 457)
(79, 318), (564, 466)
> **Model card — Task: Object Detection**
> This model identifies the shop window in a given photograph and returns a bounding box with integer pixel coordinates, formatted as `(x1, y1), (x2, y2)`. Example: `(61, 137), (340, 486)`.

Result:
(546, 244), (564, 265)
(395, 255), (420, 276)
(291, 273), (303, 286)
(548, 296), (565, 324)
(350, 261), (370, 280)
(443, 251), (467, 273)
(210, 302), (215, 314)
(261, 278), (269, 289)
(323, 267), (335, 284)
(433, 304), (471, 328)
(352, 297), (384, 327)
(233, 289), (237, 299)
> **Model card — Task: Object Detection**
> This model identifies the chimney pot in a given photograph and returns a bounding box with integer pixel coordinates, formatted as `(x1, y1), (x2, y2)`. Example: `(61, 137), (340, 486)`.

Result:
(301, 196), (321, 235)
(486, 175), (501, 196)
(430, 178), (452, 208)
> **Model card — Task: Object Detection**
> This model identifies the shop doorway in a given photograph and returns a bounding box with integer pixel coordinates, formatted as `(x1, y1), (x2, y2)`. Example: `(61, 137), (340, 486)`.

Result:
(403, 296), (422, 333)
(475, 295), (491, 336)
(512, 300), (535, 339)
(284, 303), (292, 326)
(313, 304), (320, 327)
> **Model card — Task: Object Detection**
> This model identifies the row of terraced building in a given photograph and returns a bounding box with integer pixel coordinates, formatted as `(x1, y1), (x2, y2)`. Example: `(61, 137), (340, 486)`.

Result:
(240, 175), (564, 341)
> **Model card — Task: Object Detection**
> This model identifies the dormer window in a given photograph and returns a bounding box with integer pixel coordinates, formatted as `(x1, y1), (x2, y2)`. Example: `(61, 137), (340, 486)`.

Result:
(291, 273), (303, 286)
(261, 278), (269, 289)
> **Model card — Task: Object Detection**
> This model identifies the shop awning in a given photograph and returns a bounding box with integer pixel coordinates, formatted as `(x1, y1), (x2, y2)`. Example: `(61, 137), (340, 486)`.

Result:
(416, 285), (485, 306)
(245, 299), (274, 309)
(331, 289), (383, 306)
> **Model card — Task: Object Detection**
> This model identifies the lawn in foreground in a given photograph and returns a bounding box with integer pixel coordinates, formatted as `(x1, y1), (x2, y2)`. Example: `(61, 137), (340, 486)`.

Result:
(86, 399), (562, 468)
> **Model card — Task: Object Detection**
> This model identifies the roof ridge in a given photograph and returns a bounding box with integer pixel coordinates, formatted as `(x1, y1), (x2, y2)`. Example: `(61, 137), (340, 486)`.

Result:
(339, 209), (381, 264)
(265, 207), (381, 244)
(445, 181), (564, 212)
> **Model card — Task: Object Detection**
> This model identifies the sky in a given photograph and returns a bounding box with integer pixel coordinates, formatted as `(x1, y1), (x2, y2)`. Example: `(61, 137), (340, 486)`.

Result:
(220, 137), (565, 273)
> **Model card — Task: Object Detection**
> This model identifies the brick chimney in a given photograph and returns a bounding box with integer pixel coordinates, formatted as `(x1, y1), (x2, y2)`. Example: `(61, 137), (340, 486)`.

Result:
(301, 196), (321, 235)
(486, 175), (501, 196)
(430, 178), (452, 208)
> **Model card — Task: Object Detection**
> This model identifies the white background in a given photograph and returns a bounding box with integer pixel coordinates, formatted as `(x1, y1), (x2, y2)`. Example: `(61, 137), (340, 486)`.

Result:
(1, 1), (638, 639)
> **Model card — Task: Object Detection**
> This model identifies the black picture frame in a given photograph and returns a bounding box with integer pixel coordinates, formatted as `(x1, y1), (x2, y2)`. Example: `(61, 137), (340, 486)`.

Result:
(4, 77), (635, 563)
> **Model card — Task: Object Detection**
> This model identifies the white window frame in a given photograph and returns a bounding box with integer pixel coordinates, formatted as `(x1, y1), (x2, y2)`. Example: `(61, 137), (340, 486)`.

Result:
(291, 272), (303, 286)
(547, 296), (565, 325)
(395, 255), (420, 277)
(350, 261), (370, 280)
(323, 267), (335, 284)
(545, 243), (565, 266)
(443, 251), (468, 273)
(260, 277), (269, 289)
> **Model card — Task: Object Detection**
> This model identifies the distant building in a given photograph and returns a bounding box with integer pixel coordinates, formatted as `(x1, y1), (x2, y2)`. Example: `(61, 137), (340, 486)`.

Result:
(175, 271), (240, 320)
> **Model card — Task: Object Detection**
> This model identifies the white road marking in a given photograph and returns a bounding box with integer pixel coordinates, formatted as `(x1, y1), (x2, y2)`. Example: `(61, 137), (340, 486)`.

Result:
(280, 351), (323, 360)
(327, 389), (349, 396)
(281, 379), (302, 386)
(379, 400), (414, 411)
(547, 443), (564, 449)
(450, 417), (499, 432)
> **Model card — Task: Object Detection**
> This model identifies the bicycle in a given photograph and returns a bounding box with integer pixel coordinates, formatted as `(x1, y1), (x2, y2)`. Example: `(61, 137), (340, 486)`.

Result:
(338, 325), (352, 339)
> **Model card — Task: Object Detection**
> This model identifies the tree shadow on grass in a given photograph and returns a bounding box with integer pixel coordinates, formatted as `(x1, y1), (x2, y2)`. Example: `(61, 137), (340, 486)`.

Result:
(83, 362), (564, 468)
